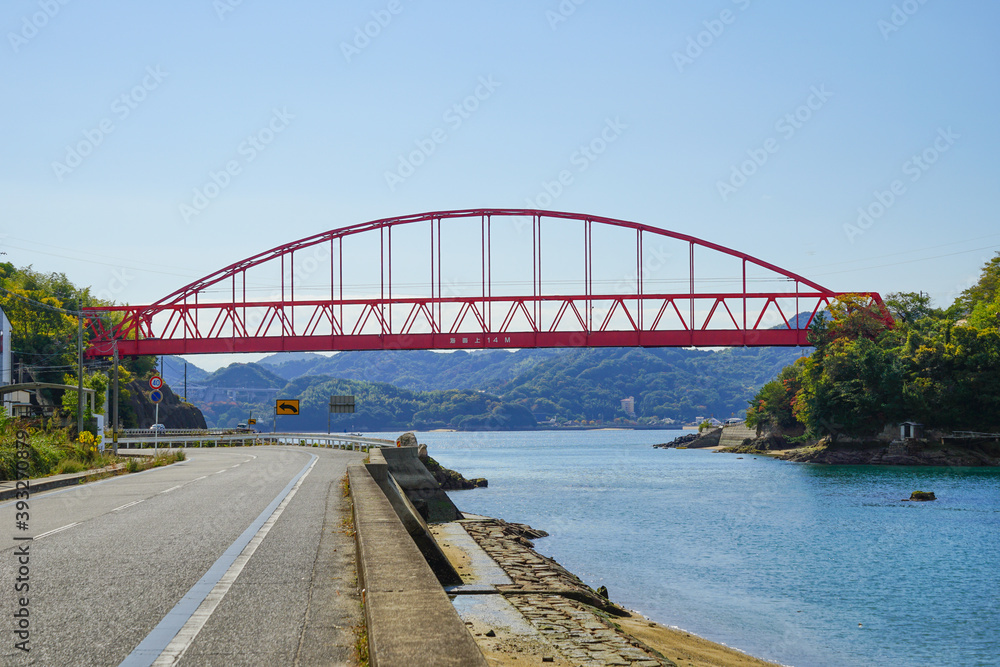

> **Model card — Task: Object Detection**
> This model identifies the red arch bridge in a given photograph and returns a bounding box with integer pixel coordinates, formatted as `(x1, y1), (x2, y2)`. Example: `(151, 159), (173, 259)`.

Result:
(85, 209), (885, 357)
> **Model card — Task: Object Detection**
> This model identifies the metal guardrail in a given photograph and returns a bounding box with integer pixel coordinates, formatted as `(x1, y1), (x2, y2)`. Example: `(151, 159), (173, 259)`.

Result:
(112, 432), (395, 451)
(950, 431), (1000, 438)
(119, 428), (242, 437)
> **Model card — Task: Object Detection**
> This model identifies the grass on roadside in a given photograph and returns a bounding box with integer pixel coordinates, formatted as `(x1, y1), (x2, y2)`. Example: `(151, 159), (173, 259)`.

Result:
(340, 471), (368, 665)
(0, 412), (189, 481)
(354, 609), (369, 667)
(0, 414), (122, 480)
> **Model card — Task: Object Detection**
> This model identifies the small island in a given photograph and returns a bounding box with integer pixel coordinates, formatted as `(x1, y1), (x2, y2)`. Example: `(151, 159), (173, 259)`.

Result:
(663, 256), (1000, 467)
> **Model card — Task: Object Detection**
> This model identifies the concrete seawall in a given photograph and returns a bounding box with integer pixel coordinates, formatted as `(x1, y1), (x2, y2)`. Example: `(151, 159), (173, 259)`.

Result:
(717, 423), (757, 448)
(349, 448), (487, 666)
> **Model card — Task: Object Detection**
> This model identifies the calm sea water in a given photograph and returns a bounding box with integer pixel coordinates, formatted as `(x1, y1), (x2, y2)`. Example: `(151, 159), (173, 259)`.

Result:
(371, 429), (1000, 667)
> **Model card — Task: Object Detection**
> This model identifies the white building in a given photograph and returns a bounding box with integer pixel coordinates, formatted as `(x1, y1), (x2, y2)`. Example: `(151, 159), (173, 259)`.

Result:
(620, 396), (635, 417)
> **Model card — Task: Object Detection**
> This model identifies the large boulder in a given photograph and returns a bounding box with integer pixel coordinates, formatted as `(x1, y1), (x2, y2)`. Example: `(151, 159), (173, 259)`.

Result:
(396, 431), (418, 448)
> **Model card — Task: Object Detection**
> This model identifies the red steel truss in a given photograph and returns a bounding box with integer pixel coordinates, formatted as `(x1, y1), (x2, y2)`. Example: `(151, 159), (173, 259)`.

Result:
(84, 209), (885, 357)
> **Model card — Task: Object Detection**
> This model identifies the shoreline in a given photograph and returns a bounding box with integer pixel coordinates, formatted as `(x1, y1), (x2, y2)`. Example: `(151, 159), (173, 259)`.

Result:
(435, 516), (781, 666)
(659, 428), (1000, 466)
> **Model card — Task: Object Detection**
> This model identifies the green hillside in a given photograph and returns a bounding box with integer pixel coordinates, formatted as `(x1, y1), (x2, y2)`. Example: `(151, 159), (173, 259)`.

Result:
(189, 345), (803, 430)
(259, 348), (563, 389)
(203, 362), (286, 389)
(492, 346), (802, 423)
(271, 376), (534, 432)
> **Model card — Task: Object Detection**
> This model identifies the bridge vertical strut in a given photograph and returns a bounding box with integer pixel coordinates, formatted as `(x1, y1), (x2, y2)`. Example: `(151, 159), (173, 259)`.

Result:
(742, 258), (747, 345)
(689, 241), (695, 343)
(637, 228), (643, 333)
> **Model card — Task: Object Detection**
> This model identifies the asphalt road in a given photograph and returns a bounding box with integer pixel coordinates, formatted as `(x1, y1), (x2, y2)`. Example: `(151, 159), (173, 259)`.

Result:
(0, 446), (364, 666)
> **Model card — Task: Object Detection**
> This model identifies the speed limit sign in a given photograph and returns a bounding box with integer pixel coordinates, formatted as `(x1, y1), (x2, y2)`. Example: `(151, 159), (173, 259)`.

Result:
(149, 375), (163, 390)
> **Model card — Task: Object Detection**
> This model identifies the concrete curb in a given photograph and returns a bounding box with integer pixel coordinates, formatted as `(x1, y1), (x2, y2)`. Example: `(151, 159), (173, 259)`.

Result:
(0, 463), (127, 501)
(366, 449), (463, 585)
(349, 463), (487, 666)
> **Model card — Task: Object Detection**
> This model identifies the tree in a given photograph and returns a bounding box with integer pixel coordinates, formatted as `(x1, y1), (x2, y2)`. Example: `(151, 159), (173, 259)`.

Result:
(885, 291), (934, 325)
(745, 359), (804, 431)
(956, 252), (1000, 315)
(61, 371), (109, 431)
(811, 293), (893, 345)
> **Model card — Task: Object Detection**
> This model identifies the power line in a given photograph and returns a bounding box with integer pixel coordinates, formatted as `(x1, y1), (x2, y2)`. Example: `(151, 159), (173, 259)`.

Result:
(810, 244), (1000, 278)
(801, 232), (1000, 272)
(0, 285), (82, 316)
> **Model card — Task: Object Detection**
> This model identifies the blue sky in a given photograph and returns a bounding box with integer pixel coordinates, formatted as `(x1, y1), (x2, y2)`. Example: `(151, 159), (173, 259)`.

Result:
(2, 1), (998, 370)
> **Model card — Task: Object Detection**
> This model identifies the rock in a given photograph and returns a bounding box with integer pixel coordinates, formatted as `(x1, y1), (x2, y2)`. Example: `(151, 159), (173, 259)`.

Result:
(127, 379), (207, 429)
(781, 440), (1000, 467)
(909, 490), (936, 501)
(597, 585), (609, 599)
(484, 629), (496, 637)
(396, 431), (418, 448)
(654, 431), (722, 449)
(421, 455), (489, 490)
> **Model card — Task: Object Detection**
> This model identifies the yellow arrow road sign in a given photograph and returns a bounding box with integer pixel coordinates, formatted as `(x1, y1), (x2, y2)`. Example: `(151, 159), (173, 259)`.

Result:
(276, 399), (299, 415)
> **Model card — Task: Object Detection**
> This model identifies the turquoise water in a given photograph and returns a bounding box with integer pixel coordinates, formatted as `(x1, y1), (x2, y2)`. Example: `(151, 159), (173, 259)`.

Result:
(389, 430), (1000, 667)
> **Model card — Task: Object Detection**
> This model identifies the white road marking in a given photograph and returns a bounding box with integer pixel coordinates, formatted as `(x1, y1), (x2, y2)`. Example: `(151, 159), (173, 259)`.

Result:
(112, 500), (144, 512)
(0, 460), (186, 509)
(35, 522), (81, 540)
(120, 454), (319, 667)
(159, 485), (183, 494)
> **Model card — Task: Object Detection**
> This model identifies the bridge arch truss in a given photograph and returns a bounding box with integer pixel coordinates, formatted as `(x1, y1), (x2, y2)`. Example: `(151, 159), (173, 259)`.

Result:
(86, 209), (883, 356)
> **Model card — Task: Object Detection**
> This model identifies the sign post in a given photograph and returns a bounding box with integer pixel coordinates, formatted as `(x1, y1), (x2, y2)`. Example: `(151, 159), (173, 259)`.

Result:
(328, 395), (356, 433)
(150, 386), (163, 454)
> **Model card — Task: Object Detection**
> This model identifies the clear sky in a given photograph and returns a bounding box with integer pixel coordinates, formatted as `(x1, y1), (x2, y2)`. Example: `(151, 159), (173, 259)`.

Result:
(2, 1), (998, 370)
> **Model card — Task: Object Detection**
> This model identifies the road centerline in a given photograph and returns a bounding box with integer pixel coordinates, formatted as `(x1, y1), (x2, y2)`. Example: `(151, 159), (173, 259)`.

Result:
(112, 500), (145, 512)
(35, 522), (81, 540)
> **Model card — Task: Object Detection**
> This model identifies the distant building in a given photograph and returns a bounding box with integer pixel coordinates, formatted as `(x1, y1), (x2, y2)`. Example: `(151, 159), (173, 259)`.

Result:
(620, 396), (635, 417)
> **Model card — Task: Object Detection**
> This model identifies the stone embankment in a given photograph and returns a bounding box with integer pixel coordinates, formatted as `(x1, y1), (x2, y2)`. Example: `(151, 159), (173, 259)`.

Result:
(462, 518), (675, 666)
(463, 519), (626, 617)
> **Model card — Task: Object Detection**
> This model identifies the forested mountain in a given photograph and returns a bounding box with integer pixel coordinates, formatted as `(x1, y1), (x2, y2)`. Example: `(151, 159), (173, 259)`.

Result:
(203, 362), (286, 389)
(494, 347), (803, 423)
(185, 346), (804, 429)
(257, 349), (564, 390)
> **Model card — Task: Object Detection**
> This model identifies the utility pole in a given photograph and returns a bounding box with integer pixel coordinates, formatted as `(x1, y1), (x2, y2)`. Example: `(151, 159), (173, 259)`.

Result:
(183, 361), (187, 402)
(77, 307), (84, 435)
(112, 343), (119, 456)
